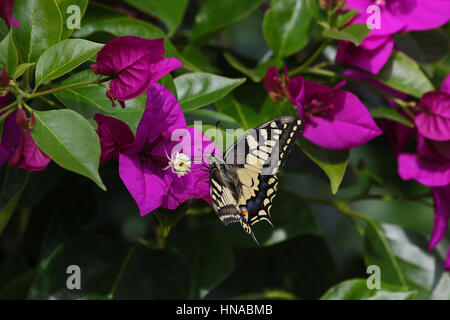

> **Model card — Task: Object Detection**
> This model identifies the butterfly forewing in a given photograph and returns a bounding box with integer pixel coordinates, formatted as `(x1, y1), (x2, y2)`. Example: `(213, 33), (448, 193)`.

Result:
(208, 116), (303, 245)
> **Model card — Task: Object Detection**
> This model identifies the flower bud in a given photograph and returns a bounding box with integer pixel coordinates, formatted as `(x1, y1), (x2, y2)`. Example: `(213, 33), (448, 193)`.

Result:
(0, 68), (11, 88)
(16, 108), (28, 129)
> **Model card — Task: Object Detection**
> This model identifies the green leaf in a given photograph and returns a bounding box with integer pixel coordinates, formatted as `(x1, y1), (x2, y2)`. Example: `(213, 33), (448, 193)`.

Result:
(169, 229), (234, 298)
(321, 278), (416, 300)
(364, 223), (450, 299)
(55, 0), (89, 40)
(174, 72), (246, 112)
(185, 109), (241, 129)
(214, 190), (321, 248)
(215, 95), (260, 130)
(377, 51), (434, 98)
(322, 24), (370, 46)
(305, 0), (324, 21)
(336, 10), (360, 28)
(153, 206), (187, 239)
(53, 70), (146, 133)
(183, 44), (220, 74)
(72, 16), (196, 71)
(0, 269), (36, 299)
(12, 63), (35, 80)
(370, 107), (414, 128)
(224, 52), (283, 82)
(191, 0), (265, 42)
(28, 235), (191, 299)
(297, 137), (349, 194)
(0, 29), (18, 74)
(31, 109), (105, 190)
(0, 166), (29, 235)
(395, 29), (450, 64)
(35, 39), (103, 88)
(158, 73), (178, 99)
(13, 0), (63, 63)
(263, 0), (312, 58)
(123, 0), (188, 36)
(112, 243), (191, 299)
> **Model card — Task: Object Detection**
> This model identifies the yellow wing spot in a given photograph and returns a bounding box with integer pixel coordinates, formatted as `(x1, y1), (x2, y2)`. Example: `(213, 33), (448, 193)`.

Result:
(270, 121), (277, 128)
(246, 135), (259, 149)
(263, 198), (270, 206)
(267, 188), (274, 196)
(273, 129), (282, 135)
(268, 178), (275, 184)
(260, 129), (268, 140)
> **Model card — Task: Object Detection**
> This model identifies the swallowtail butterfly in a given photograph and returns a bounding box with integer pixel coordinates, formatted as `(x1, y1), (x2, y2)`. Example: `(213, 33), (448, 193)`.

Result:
(207, 116), (303, 246)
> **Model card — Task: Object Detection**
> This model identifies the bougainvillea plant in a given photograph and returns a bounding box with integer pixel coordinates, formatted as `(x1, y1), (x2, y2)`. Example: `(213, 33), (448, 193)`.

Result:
(0, 0), (449, 300)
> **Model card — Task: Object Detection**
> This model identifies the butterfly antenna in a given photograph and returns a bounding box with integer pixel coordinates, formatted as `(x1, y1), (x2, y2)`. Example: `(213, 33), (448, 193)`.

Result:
(193, 176), (210, 190)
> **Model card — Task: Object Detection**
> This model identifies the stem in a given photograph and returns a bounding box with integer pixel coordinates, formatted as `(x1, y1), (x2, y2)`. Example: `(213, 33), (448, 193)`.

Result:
(289, 41), (330, 77)
(108, 242), (139, 299)
(301, 67), (411, 104)
(0, 108), (16, 122)
(26, 77), (109, 99)
(303, 192), (432, 205)
(37, 95), (64, 109)
(0, 100), (18, 114)
(21, 101), (33, 112)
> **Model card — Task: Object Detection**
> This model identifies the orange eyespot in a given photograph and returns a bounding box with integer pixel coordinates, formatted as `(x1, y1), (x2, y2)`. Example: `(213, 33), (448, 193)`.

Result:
(240, 208), (248, 217)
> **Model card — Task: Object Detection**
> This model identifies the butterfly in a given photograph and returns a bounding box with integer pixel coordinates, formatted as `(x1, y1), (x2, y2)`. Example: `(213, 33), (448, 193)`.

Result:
(206, 116), (303, 246)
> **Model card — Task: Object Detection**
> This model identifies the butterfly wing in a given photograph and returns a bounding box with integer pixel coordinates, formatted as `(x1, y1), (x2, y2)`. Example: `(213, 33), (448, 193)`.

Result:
(209, 163), (260, 244)
(209, 116), (303, 245)
(225, 116), (303, 224)
(224, 116), (303, 175)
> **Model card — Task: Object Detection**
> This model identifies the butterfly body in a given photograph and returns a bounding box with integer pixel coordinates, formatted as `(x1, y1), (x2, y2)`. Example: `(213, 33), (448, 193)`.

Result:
(207, 116), (303, 245)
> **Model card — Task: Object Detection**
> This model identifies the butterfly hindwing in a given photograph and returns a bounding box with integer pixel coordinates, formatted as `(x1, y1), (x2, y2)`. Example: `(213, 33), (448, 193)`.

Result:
(244, 173), (279, 227)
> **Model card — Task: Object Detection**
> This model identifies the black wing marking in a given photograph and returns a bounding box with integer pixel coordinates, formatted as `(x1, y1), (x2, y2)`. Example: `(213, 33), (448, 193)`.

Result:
(209, 167), (240, 224)
(209, 164), (260, 246)
(224, 116), (303, 176)
(245, 174), (278, 227)
(209, 116), (303, 245)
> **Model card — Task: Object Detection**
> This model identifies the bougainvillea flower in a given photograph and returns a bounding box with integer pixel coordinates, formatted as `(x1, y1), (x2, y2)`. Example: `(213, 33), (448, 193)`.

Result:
(342, 69), (408, 104)
(337, 0), (450, 74)
(0, 68), (11, 88)
(414, 91), (450, 141)
(9, 129), (51, 171)
(440, 74), (450, 94)
(263, 66), (290, 102)
(336, 36), (394, 74)
(91, 36), (183, 108)
(7, 108), (51, 171)
(379, 121), (416, 156)
(430, 185), (450, 270)
(398, 135), (450, 187)
(345, 0), (450, 37)
(0, 0), (20, 28)
(0, 95), (20, 166)
(286, 75), (382, 150)
(95, 84), (220, 215)
(94, 114), (135, 164)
